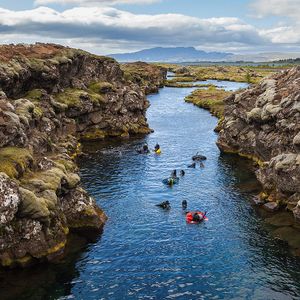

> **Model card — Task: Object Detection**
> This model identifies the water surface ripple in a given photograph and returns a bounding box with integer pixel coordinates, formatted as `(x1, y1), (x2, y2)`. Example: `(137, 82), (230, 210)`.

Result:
(75, 83), (300, 299)
(2, 82), (300, 300)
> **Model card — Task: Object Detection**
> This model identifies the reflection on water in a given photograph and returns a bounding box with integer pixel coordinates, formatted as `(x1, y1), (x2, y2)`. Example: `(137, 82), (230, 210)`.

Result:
(2, 82), (300, 300)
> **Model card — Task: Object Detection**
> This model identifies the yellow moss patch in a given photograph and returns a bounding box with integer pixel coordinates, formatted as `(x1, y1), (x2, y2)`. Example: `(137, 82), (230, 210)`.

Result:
(83, 207), (97, 216)
(1, 254), (32, 267)
(33, 106), (43, 118)
(62, 226), (70, 235)
(134, 126), (152, 134)
(47, 241), (67, 256)
(55, 159), (76, 172)
(221, 148), (265, 167)
(238, 152), (265, 167)
(68, 142), (82, 160)
(25, 89), (43, 102)
(21, 166), (67, 193)
(80, 129), (107, 141)
(259, 192), (269, 201)
(0, 147), (33, 178)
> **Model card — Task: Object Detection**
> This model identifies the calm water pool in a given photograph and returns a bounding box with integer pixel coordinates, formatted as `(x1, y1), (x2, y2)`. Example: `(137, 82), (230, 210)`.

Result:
(2, 82), (300, 300)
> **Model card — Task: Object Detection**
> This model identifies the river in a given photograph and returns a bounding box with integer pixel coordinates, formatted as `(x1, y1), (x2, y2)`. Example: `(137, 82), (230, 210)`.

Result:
(2, 81), (300, 299)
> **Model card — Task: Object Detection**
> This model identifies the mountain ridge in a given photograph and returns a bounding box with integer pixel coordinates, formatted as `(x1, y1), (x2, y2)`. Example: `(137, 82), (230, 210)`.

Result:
(109, 46), (233, 62)
(110, 47), (300, 63)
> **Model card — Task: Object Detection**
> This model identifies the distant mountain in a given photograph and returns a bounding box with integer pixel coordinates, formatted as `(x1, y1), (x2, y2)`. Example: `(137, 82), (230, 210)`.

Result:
(109, 47), (233, 62)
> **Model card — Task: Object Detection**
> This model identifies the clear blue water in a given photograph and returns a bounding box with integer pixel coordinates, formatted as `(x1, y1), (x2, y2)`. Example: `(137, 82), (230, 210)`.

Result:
(192, 79), (249, 91)
(167, 71), (249, 91)
(2, 82), (300, 300)
(74, 83), (300, 299)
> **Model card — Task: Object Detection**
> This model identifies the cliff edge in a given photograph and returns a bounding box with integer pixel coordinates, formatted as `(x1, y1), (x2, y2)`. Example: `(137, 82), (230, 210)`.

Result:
(0, 43), (166, 267)
(217, 66), (300, 217)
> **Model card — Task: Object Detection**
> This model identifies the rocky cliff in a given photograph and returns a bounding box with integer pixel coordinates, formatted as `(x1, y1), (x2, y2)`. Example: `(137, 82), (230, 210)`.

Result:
(121, 62), (167, 94)
(217, 66), (300, 218)
(0, 43), (166, 268)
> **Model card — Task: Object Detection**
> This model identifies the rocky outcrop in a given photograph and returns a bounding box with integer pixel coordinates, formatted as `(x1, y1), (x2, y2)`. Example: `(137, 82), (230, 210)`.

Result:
(0, 43), (166, 268)
(121, 62), (167, 94)
(217, 67), (300, 218)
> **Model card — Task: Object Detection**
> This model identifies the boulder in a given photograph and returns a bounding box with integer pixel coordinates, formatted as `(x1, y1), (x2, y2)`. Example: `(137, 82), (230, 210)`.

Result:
(263, 202), (279, 212)
(18, 187), (51, 222)
(0, 172), (21, 225)
(293, 132), (300, 146)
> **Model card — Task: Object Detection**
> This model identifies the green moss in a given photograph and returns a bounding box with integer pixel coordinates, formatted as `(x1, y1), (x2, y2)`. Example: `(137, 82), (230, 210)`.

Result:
(88, 81), (114, 94)
(33, 106), (43, 118)
(0, 147), (33, 178)
(259, 192), (269, 201)
(80, 129), (107, 141)
(221, 148), (265, 167)
(23, 167), (66, 192)
(55, 159), (76, 172)
(156, 64), (283, 83)
(121, 62), (165, 89)
(55, 88), (104, 108)
(1, 254), (33, 268)
(25, 89), (43, 102)
(167, 76), (196, 83)
(28, 58), (50, 72)
(165, 82), (213, 88)
(19, 187), (51, 220)
(185, 87), (231, 118)
(123, 71), (134, 82)
(54, 56), (72, 64)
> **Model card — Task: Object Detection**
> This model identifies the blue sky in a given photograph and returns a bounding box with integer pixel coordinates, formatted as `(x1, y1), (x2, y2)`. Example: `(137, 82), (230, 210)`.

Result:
(0, 0), (299, 55)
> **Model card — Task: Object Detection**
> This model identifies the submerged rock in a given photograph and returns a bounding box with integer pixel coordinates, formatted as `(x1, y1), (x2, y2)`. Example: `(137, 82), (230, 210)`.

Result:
(272, 227), (300, 249)
(265, 212), (294, 227)
(251, 196), (265, 206)
(263, 202), (279, 212)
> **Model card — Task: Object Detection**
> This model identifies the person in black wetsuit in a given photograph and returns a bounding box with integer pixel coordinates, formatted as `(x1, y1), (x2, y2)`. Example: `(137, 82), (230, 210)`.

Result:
(137, 143), (150, 154)
(171, 170), (177, 178)
(182, 200), (187, 209)
(156, 201), (171, 210)
(143, 144), (150, 153)
(180, 170), (185, 176)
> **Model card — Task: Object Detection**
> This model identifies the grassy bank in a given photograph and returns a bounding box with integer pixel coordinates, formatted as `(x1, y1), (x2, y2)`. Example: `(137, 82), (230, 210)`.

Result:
(184, 86), (231, 118)
(159, 64), (283, 84)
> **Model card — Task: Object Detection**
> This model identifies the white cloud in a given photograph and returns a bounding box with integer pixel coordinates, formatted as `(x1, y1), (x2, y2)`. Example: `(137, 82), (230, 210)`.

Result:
(261, 26), (300, 44)
(34, 0), (160, 6)
(0, 6), (266, 50)
(0, 5), (299, 54)
(250, 0), (300, 45)
(250, 0), (300, 19)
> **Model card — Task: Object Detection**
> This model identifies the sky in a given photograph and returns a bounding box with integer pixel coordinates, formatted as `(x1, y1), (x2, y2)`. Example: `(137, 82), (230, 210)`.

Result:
(0, 0), (300, 55)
